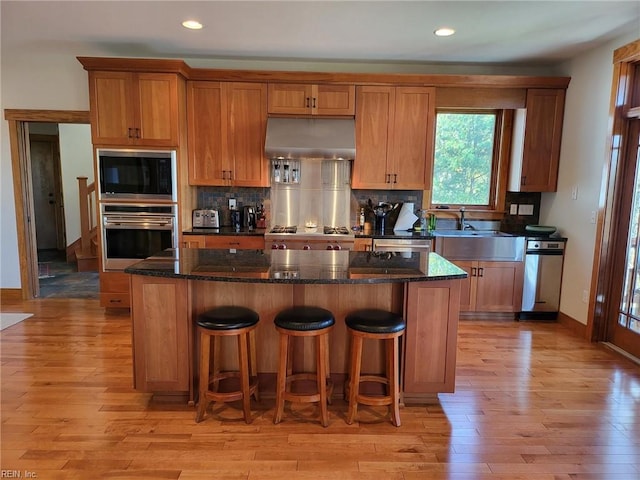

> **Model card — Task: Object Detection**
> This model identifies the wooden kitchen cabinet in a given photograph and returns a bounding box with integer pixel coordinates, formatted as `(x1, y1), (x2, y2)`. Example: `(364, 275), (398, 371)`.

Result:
(403, 280), (461, 397)
(88, 71), (180, 146)
(181, 234), (265, 250)
(353, 238), (372, 251)
(267, 83), (355, 116)
(99, 271), (130, 308)
(353, 86), (435, 190)
(509, 88), (566, 192)
(130, 275), (191, 394)
(453, 260), (524, 313)
(187, 81), (268, 186)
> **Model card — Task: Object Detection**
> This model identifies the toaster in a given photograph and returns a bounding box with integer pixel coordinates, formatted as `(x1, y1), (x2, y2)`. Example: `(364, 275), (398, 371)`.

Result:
(192, 209), (219, 228)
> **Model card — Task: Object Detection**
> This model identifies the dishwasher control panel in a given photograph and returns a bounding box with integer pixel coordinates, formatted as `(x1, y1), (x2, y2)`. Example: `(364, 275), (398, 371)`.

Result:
(526, 240), (565, 252)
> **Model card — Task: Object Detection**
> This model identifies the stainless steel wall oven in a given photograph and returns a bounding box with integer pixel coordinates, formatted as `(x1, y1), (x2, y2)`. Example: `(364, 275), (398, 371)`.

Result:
(101, 203), (178, 271)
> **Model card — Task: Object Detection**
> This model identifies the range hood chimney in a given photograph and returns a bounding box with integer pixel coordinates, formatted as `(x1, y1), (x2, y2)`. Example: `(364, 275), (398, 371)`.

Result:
(265, 117), (356, 160)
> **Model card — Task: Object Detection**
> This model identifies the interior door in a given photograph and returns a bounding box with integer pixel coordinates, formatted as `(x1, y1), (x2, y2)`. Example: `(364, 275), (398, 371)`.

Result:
(607, 118), (640, 357)
(30, 134), (65, 251)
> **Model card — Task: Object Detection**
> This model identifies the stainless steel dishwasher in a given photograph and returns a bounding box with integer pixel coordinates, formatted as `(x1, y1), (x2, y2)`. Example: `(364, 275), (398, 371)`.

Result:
(372, 237), (432, 253)
(519, 239), (566, 320)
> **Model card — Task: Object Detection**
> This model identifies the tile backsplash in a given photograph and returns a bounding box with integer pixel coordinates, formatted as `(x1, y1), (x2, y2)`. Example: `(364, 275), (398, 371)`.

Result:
(197, 187), (270, 226)
(501, 191), (541, 233)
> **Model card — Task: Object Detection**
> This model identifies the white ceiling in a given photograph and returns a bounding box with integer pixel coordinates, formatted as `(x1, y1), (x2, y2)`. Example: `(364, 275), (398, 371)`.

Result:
(2, 0), (639, 67)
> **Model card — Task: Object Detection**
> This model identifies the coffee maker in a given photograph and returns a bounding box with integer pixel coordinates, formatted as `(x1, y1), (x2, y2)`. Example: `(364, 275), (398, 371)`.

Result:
(243, 206), (257, 230)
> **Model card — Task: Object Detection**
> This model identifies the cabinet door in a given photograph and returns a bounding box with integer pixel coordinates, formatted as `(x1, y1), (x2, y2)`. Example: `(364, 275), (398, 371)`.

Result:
(314, 85), (355, 115)
(353, 238), (372, 252)
(131, 275), (190, 393)
(520, 88), (565, 192)
(404, 280), (460, 394)
(134, 73), (180, 146)
(389, 87), (434, 190)
(267, 83), (313, 115)
(475, 261), (524, 312)
(226, 82), (269, 187)
(89, 71), (135, 145)
(187, 81), (228, 185)
(353, 86), (394, 189)
(452, 260), (475, 312)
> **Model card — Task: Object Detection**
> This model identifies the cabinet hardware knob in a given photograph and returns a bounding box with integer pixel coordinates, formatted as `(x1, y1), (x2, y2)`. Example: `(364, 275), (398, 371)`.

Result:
(385, 173), (391, 183)
(128, 127), (133, 138)
(305, 97), (310, 108)
(312, 97), (317, 109)
(135, 128), (141, 139)
(478, 267), (484, 277)
(393, 173), (398, 184)
(471, 267), (477, 277)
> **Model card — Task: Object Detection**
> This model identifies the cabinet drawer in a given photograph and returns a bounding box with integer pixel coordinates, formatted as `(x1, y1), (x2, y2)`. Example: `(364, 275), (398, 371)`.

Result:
(101, 292), (130, 308)
(204, 236), (265, 249)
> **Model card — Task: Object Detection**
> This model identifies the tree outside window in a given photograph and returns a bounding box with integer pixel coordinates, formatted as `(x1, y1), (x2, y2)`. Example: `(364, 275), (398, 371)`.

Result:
(432, 112), (497, 207)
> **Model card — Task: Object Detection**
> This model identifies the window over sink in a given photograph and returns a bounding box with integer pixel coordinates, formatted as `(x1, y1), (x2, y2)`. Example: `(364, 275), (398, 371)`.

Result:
(431, 110), (509, 212)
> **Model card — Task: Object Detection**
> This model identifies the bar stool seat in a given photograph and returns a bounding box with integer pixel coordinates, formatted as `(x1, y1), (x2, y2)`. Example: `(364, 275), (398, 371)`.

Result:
(273, 306), (335, 427)
(195, 306), (259, 424)
(345, 308), (405, 427)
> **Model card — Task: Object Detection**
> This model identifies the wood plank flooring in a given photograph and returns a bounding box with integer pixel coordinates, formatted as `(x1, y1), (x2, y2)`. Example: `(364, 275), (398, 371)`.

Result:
(1, 298), (639, 479)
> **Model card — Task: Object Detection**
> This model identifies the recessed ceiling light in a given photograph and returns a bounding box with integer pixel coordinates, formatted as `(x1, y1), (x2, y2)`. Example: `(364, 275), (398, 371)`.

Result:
(182, 20), (203, 30)
(434, 27), (455, 37)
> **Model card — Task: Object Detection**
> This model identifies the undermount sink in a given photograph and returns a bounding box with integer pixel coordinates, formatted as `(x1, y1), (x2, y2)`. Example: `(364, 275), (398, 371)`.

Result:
(433, 231), (525, 261)
(432, 229), (513, 237)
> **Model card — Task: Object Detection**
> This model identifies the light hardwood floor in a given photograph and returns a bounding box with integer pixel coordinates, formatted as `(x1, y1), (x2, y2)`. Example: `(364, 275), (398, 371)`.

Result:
(1, 298), (639, 479)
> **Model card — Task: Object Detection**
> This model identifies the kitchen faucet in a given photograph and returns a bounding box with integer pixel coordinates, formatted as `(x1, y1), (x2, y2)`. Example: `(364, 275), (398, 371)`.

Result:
(459, 207), (473, 230)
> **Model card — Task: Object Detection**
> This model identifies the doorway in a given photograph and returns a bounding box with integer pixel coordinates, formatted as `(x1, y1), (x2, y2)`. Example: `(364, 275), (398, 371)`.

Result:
(5, 110), (96, 300)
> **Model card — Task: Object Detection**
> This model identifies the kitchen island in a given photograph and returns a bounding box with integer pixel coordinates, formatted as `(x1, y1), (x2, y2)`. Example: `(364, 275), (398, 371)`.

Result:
(125, 248), (466, 405)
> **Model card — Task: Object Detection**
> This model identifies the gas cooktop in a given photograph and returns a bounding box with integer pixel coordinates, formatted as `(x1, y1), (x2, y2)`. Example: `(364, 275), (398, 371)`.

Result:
(269, 225), (351, 235)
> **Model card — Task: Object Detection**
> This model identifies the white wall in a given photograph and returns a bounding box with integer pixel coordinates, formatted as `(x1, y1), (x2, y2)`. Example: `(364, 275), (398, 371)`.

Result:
(58, 124), (94, 245)
(541, 32), (639, 324)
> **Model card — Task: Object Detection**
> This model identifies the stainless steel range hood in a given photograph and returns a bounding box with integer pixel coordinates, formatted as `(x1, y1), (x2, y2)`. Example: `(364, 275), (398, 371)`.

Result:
(265, 117), (356, 160)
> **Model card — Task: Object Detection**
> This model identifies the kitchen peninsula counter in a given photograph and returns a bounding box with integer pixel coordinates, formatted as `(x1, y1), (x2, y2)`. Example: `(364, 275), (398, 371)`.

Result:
(125, 249), (466, 405)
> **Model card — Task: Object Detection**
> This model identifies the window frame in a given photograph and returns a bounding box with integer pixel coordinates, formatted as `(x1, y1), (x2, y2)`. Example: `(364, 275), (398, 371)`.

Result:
(429, 108), (510, 214)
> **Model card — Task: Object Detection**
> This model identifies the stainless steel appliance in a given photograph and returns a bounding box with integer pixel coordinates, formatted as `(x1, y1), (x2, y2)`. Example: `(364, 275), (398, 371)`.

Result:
(243, 206), (257, 230)
(101, 203), (178, 270)
(520, 239), (566, 320)
(97, 148), (177, 201)
(192, 209), (219, 228)
(372, 238), (432, 253)
(266, 226), (355, 251)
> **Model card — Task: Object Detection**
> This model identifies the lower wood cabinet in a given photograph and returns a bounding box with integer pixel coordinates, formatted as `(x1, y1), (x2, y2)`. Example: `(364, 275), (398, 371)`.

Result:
(100, 271), (130, 308)
(403, 280), (461, 397)
(130, 275), (191, 394)
(453, 260), (524, 312)
(353, 238), (372, 251)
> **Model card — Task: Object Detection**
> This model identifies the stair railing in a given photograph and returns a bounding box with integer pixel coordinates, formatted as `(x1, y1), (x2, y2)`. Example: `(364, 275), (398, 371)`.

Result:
(76, 176), (96, 255)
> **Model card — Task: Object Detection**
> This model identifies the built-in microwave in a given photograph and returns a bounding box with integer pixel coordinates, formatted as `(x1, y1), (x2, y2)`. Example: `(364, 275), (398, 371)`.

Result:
(97, 148), (177, 201)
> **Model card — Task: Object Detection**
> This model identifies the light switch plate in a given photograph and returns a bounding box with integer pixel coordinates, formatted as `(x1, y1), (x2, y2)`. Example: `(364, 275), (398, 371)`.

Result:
(510, 204), (518, 215)
(518, 204), (534, 215)
(228, 198), (236, 209)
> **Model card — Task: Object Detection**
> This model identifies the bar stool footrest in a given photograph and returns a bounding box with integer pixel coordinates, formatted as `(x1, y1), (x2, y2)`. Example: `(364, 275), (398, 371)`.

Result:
(204, 372), (259, 403)
(283, 373), (334, 404)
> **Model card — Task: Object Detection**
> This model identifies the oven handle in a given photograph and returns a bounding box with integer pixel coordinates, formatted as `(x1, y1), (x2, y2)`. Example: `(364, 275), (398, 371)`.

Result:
(104, 218), (174, 229)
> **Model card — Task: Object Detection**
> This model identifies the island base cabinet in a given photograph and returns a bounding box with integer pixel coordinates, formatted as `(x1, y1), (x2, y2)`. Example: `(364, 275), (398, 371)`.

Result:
(403, 280), (460, 403)
(130, 276), (191, 398)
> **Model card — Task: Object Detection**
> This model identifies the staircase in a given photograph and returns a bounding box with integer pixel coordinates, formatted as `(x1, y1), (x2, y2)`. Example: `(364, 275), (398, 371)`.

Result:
(73, 176), (98, 272)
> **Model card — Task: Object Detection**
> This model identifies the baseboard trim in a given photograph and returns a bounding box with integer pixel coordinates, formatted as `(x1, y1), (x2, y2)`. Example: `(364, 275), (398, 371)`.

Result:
(1, 288), (23, 303)
(602, 342), (640, 366)
(557, 311), (588, 339)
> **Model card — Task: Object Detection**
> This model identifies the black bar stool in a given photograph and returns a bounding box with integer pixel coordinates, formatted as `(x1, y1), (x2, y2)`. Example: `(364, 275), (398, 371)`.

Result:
(273, 306), (335, 427)
(345, 308), (405, 426)
(195, 306), (259, 424)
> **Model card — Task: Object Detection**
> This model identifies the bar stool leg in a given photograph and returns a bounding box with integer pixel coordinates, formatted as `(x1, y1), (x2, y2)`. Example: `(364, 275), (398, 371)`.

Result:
(274, 332), (288, 424)
(346, 335), (363, 425)
(238, 332), (252, 424)
(249, 329), (259, 402)
(388, 336), (401, 427)
(195, 331), (211, 423)
(317, 334), (329, 427)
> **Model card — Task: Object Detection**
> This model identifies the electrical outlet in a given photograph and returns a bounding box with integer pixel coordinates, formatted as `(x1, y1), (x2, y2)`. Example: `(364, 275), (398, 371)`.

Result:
(590, 210), (596, 224)
(518, 204), (534, 215)
(510, 204), (518, 215)
(582, 290), (589, 303)
(228, 198), (236, 210)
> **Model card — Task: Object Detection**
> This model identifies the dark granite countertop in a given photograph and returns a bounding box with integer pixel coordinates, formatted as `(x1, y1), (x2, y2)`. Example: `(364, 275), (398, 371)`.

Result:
(125, 249), (467, 284)
(356, 230), (435, 239)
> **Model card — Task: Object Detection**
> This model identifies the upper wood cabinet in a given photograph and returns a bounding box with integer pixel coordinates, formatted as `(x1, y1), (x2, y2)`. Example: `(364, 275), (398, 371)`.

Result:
(509, 88), (566, 192)
(188, 81), (268, 187)
(88, 71), (180, 147)
(353, 86), (435, 190)
(267, 83), (355, 116)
